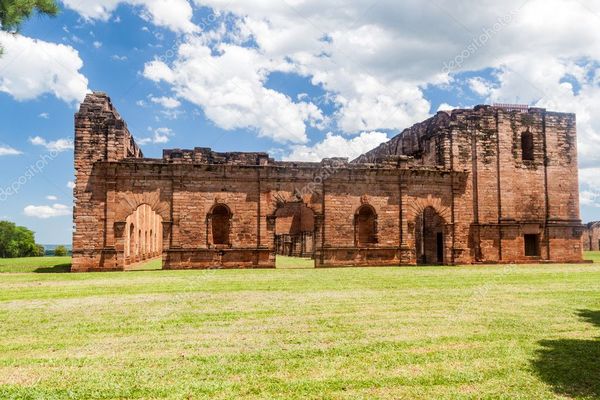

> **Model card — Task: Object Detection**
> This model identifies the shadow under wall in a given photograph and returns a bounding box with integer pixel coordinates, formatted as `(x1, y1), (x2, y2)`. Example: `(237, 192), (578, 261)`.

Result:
(531, 310), (600, 398)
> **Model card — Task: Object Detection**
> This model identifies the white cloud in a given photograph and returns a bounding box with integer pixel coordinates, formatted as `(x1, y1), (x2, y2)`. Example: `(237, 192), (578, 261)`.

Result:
(61, 0), (198, 33)
(0, 145), (22, 156)
(51, 0), (600, 172)
(67, 181), (76, 189)
(284, 131), (389, 162)
(436, 103), (457, 112)
(150, 96), (181, 109)
(111, 54), (128, 61)
(24, 204), (71, 219)
(143, 40), (324, 143)
(0, 32), (88, 103)
(93, 41), (103, 48)
(38, 112), (50, 119)
(136, 127), (174, 145)
(29, 136), (74, 152)
(46, 195), (58, 201)
(468, 77), (494, 97)
(580, 168), (600, 209)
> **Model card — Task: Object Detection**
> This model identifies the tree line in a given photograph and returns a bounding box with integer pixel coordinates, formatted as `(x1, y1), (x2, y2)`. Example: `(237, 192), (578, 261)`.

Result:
(0, 221), (67, 258)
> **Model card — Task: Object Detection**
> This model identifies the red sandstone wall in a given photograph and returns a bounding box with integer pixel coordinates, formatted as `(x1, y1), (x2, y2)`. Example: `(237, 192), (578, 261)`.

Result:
(583, 223), (600, 251)
(73, 93), (144, 272)
(73, 93), (583, 271)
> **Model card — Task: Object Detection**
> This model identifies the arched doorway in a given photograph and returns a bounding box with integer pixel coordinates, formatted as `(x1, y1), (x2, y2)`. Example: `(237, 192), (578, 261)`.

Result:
(274, 201), (315, 267)
(355, 205), (378, 246)
(124, 204), (163, 269)
(415, 206), (446, 265)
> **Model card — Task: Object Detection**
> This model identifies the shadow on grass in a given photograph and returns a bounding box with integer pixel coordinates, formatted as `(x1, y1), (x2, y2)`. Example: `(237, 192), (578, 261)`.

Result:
(34, 264), (72, 273)
(532, 310), (600, 398)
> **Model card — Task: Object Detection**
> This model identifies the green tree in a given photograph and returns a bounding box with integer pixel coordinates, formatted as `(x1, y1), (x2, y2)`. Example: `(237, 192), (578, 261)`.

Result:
(0, 0), (60, 56)
(0, 221), (41, 258)
(0, 0), (59, 31)
(35, 244), (46, 257)
(54, 245), (67, 257)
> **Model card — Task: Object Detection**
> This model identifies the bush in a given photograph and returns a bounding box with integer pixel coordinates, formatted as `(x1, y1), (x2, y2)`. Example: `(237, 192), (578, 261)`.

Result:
(35, 244), (46, 257)
(54, 245), (68, 257)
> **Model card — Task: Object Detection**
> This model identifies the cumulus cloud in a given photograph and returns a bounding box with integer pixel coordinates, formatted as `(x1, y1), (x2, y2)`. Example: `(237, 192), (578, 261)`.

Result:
(29, 136), (74, 152)
(580, 168), (600, 209)
(24, 203), (71, 219)
(150, 96), (181, 109)
(67, 181), (75, 189)
(61, 0), (198, 33)
(136, 127), (174, 145)
(284, 131), (389, 162)
(0, 145), (22, 156)
(143, 41), (324, 143)
(0, 31), (88, 103)
(60, 0), (600, 176)
(46, 195), (58, 201)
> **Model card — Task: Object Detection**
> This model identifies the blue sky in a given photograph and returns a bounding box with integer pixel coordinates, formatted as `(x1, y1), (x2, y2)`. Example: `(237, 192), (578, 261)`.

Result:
(0, 0), (599, 244)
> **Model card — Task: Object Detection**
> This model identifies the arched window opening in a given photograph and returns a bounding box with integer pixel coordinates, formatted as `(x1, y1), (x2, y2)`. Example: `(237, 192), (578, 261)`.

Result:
(128, 223), (135, 257)
(212, 204), (231, 246)
(522, 131), (534, 161)
(356, 205), (377, 246)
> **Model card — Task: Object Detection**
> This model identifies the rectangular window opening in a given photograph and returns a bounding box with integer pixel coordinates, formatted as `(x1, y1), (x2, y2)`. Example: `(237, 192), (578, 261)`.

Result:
(524, 234), (540, 257)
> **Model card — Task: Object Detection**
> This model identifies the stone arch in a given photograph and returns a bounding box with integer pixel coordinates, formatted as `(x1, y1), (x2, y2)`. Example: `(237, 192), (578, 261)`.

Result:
(123, 204), (164, 266)
(354, 204), (378, 246)
(208, 203), (232, 247)
(115, 191), (170, 223)
(127, 223), (135, 258)
(408, 196), (451, 222)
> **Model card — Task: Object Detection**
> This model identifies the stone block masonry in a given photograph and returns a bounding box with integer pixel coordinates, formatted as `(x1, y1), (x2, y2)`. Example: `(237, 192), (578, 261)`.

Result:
(72, 93), (584, 271)
(583, 222), (600, 251)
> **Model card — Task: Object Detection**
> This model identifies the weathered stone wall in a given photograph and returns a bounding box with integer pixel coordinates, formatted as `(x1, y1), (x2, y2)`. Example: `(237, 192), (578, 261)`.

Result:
(583, 222), (600, 251)
(353, 104), (584, 264)
(72, 93), (584, 271)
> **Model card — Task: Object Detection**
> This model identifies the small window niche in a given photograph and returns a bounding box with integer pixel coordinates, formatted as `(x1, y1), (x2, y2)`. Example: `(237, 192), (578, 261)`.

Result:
(521, 131), (534, 161)
(524, 234), (541, 257)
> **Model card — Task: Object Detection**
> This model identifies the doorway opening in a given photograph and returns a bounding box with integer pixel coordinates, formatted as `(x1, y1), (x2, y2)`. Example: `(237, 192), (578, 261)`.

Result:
(124, 204), (163, 270)
(274, 201), (315, 268)
(415, 206), (446, 265)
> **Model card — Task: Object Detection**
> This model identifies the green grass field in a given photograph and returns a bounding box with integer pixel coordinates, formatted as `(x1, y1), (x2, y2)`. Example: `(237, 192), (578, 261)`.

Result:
(0, 256), (599, 399)
(0, 257), (72, 273)
(586, 251), (600, 263)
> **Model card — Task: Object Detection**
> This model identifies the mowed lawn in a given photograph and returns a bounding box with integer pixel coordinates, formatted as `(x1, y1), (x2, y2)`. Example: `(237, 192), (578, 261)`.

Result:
(0, 257), (599, 398)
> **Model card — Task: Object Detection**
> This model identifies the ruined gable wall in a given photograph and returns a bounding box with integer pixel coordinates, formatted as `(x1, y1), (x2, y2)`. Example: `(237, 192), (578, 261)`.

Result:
(354, 105), (583, 264)
(353, 112), (452, 167)
(450, 106), (582, 263)
(72, 93), (144, 272)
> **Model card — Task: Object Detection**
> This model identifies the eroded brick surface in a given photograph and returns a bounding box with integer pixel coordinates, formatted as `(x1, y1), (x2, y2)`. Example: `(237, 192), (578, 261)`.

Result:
(583, 222), (600, 251)
(72, 94), (584, 271)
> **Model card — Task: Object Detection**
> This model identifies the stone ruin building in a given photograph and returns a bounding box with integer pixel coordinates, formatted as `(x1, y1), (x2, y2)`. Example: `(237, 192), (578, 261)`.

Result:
(72, 92), (585, 272)
(583, 222), (600, 251)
